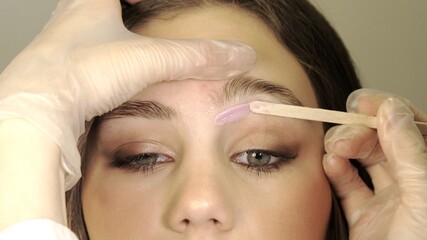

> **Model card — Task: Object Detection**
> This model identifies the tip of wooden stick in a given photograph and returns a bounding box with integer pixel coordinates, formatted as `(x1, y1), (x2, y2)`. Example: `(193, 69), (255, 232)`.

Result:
(215, 103), (251, 126)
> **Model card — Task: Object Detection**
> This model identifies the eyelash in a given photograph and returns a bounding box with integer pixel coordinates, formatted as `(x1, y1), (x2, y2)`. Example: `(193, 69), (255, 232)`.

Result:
(112, 153), (173, 174)
(112, 149), (296, 176)
(231, 149), (297, 176)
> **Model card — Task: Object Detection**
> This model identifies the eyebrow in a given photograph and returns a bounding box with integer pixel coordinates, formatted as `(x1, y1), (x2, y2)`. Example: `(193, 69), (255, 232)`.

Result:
(100, 100), (176, 121)
(100, 75), (303, 121)
(219, 75), (303, 107)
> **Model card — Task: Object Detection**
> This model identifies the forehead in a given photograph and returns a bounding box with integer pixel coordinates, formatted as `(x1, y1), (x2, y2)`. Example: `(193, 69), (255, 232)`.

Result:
(135, 4), (318, 107)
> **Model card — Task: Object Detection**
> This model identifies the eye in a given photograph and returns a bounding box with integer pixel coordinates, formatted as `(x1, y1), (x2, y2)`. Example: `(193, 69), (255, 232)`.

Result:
(237, 150), (276, 166)
(231, 149), (296, 175)
(129, 153), (169, 165)
(112, 153), (174, 173)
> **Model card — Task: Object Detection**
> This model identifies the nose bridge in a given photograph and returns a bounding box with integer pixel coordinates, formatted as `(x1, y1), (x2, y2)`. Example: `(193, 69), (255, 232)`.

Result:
(164, 150), (236, 233)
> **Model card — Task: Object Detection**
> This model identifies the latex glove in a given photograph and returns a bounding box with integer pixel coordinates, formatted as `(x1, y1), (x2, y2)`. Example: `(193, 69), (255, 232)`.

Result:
(323, 88), (427, 239)
(0, 0), (255, 190)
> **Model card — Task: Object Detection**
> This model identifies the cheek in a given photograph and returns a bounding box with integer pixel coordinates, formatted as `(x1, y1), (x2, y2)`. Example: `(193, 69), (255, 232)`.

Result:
(249, 129), (331, 239)
(81, 163), (165, 239)
(247, 160), (331, 239)
(285, 169), (332, 238)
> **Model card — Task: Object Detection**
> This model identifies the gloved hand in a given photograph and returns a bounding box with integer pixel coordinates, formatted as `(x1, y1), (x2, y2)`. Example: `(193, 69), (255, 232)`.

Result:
(323, 88), (427, 239)
(0, 0), (255, 190)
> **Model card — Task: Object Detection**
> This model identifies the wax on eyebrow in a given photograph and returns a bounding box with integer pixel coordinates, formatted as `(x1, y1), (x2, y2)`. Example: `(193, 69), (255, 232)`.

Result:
(215, 103), (251, 126)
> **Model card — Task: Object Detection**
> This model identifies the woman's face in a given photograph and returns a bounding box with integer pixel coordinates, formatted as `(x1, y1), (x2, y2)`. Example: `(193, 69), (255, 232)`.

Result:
(82, 5), (331, 240)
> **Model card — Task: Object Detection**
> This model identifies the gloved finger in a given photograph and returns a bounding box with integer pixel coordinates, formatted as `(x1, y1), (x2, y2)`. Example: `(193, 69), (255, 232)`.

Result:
(346, 89), (389, 116)
(377, 97), (427, 206)
(325, 125), (383, 166)
(323, 153), (374, 223)
(70, 37), (255, 118)
(325, 125), (395, 192)
(45, 0), (124, 32)
(347, 88), (427, 123)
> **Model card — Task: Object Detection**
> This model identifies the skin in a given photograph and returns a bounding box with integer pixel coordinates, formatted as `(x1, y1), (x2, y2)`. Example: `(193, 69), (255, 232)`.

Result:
(82, 4), (331, 239)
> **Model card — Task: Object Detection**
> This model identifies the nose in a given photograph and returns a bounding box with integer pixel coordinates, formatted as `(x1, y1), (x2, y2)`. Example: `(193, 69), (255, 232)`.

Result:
(164, 162), (235, 233)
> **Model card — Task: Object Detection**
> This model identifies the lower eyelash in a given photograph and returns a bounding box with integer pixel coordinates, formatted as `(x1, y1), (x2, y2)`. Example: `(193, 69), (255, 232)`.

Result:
(122, 162), (157, 174)
(243, 158), (293, 176)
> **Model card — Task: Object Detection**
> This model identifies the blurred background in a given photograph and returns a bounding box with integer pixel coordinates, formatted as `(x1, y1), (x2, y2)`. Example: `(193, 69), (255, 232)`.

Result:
(1, 0), (426, 111)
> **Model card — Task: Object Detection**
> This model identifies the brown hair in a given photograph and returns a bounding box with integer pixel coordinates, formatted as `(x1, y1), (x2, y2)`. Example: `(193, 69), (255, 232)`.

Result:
(67, 0), (365, 239)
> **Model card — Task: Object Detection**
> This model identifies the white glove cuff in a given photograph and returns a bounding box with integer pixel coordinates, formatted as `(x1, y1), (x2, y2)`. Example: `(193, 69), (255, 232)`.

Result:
(0, 219), (79, 240)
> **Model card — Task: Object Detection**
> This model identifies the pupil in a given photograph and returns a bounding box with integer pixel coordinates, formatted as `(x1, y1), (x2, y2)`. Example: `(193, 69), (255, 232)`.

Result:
(247, 151), (270, 166)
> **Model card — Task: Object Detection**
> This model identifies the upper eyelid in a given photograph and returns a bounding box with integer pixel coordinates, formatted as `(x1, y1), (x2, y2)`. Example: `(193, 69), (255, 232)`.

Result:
(112, 141), (177, 159)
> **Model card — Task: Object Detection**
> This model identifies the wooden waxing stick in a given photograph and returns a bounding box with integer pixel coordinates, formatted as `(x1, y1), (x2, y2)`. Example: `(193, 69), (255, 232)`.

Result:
(250, 101), (427, 136)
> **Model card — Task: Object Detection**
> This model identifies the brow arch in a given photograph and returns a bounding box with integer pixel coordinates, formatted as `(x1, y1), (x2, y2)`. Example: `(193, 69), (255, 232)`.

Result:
(219, 75), (303, 107)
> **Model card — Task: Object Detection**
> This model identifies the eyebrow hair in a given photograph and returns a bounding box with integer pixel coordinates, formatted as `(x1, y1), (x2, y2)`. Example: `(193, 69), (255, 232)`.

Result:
(219, 75), (303, 107)
(99, 75), (303, 121)
(100, 100), (176, 121)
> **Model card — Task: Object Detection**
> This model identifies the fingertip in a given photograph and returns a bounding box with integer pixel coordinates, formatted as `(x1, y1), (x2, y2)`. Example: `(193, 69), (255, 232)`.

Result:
(346, 89), (364, 113)
(378, 97), (426, 153)
(377, 97), (427, 180)
(378, 97), (415, 135)
(346, 88), (393, 115)
(325, 125), (377, 160)
(206, 40), (256, 78)
(322, 153), (337, 177)
(324, 125), (353, 153)
(323, 153), (351, 181)
(169, 39), (256, 80)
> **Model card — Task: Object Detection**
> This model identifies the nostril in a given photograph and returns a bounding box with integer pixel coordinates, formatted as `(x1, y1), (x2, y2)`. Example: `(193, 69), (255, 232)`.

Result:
(181, 218), (219, 225)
